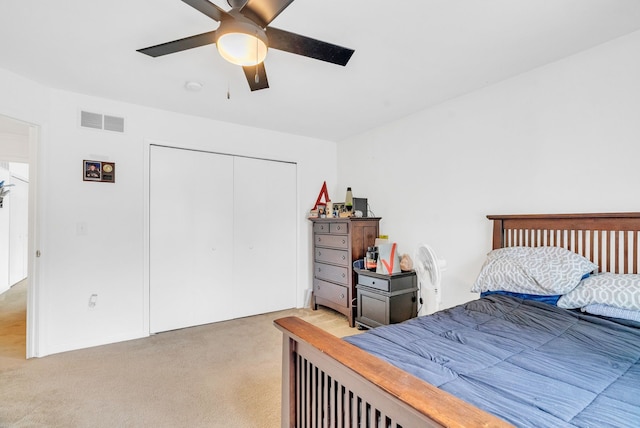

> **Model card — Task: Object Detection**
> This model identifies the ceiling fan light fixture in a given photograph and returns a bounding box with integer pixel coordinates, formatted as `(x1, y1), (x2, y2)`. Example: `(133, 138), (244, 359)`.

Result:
(216, 20), (268, 66)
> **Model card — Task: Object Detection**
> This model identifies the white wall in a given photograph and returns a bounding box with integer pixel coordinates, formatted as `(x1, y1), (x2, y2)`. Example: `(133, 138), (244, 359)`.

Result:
(0, 67), (337, 356)
(0, 68), (50, 126)
(338, 30), (640, 312)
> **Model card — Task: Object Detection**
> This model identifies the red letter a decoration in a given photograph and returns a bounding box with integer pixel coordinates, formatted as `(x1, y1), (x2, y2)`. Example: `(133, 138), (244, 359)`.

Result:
(313, 181), (331, 210)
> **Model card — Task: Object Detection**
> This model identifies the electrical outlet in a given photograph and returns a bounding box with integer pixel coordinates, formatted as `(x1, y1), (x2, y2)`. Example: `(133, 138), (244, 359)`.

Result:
(88, 294), (98, 309)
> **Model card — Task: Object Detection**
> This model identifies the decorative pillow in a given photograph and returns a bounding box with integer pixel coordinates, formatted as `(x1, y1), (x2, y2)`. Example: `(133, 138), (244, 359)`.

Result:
(581, 303), (640, 323)
(557, 273), (640, 310)
(471, 246), (597, 295)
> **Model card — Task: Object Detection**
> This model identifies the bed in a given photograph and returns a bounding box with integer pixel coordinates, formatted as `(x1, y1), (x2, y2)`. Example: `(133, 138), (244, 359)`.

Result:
(274, 213), (640, 427)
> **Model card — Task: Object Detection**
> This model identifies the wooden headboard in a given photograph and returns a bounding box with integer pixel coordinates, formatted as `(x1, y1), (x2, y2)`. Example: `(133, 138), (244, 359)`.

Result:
(488, 213), (640, 274)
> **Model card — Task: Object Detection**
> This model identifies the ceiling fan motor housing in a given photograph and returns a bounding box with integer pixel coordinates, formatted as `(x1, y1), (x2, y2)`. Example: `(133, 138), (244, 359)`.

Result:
(227, 0), (248, 9)
(217, 12), (268, 41)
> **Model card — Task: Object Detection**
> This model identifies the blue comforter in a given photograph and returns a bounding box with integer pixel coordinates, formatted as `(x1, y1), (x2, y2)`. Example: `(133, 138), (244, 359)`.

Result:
(344, 295), (640, 427)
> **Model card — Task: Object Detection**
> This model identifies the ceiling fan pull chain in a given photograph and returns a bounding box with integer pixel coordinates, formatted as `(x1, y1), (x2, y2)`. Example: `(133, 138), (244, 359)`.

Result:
(254, 31), (260, 84)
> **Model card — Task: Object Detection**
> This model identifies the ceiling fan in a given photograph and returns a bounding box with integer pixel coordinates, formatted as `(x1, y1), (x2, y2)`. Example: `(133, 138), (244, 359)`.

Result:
(137, 0), (355, 91)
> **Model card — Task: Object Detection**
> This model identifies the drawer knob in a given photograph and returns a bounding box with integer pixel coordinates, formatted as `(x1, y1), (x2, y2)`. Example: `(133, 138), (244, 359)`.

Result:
(336, 226), (341, 231)
(340, 293), (345, 299)
(342, 239), (346, 244)
(342, 273), (346, 278)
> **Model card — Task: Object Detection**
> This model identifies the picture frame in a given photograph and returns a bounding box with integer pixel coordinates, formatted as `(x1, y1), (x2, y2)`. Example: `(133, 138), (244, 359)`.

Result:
(83, 160), (115, 183)
(332, 202), (345, 213)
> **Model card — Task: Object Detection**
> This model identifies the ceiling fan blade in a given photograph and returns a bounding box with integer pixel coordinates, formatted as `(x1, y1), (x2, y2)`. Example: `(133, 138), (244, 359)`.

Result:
(266, 27), (354, 66)
(137, 31), (218, 57)
(242, 63), (269, 91)
(181, 0), (228, 21)
(240, 0), (294, 28)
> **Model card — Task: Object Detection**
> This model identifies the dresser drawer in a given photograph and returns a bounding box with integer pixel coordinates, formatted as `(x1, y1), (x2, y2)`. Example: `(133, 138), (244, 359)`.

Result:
(315, 262), (349, 285)
(358, 274), (390, 292)
(330, 222), (349, 234)
(314, 279), (348, 308)
(315, 247), (349, 266)
(313, 222), (331, 234)
(315, 234), (348, 249)
(357, 271), (417, 293)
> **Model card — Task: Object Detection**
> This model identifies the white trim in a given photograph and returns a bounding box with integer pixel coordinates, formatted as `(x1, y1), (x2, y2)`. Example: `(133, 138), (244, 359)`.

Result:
(26, 123), (39, 358)
(142, 139), (150, 335)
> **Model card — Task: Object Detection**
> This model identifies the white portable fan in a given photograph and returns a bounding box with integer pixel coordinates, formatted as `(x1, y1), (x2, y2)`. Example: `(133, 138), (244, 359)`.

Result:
(414, 244), (446, 314)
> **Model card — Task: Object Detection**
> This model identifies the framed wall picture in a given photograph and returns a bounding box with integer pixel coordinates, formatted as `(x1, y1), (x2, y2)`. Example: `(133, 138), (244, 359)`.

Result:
(83, 160), (115, 183)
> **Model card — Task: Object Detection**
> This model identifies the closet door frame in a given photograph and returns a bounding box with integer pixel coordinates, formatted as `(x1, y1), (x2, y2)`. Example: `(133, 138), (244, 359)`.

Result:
(144, 141), (298, 334)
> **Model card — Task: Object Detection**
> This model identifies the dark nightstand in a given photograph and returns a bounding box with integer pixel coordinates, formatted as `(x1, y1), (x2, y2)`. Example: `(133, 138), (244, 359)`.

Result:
(354, 269), (418, 329)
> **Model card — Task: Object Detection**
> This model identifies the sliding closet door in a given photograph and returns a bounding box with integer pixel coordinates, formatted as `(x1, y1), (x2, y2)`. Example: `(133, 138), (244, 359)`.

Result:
(149, 146), (234, 333)
(232, 157), (297, 317)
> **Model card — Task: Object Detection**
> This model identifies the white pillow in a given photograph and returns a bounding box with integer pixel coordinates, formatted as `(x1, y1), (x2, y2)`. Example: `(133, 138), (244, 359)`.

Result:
(471, 246), (597, 296)
(557, 273), (640, 310)
(581, 303), (640, 322)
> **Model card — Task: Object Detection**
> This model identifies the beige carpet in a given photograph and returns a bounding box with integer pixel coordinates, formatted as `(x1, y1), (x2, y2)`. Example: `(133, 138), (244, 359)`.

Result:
(0, 281), (360, 427)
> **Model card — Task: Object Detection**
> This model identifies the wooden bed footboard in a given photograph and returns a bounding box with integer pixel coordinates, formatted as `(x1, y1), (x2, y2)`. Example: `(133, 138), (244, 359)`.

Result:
(274, 316), (511, 428)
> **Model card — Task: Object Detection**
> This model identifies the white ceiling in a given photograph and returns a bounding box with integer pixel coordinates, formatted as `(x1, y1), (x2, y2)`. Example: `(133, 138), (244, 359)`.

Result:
(2, 1), (640, 142)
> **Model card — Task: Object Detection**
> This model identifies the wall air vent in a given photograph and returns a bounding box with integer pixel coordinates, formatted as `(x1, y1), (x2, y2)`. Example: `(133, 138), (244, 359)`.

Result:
(104, 115), (125, 133)
(80, 110), (125, 133)
(80, 111), (102, 130)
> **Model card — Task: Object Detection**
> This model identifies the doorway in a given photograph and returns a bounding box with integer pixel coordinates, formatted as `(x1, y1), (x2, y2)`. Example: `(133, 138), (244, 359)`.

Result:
(0, 114), (38, 358)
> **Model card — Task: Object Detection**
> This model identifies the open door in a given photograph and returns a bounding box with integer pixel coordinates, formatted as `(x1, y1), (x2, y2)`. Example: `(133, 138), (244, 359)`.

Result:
(0, 114), (39, 358)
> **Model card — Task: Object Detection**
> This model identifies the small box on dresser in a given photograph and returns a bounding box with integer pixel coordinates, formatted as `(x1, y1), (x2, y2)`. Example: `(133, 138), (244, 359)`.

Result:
(310, 217), (381, 327)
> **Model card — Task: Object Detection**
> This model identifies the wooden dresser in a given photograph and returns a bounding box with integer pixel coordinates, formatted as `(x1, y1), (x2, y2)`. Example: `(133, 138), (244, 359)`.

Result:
(310, 217), (381, 327)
